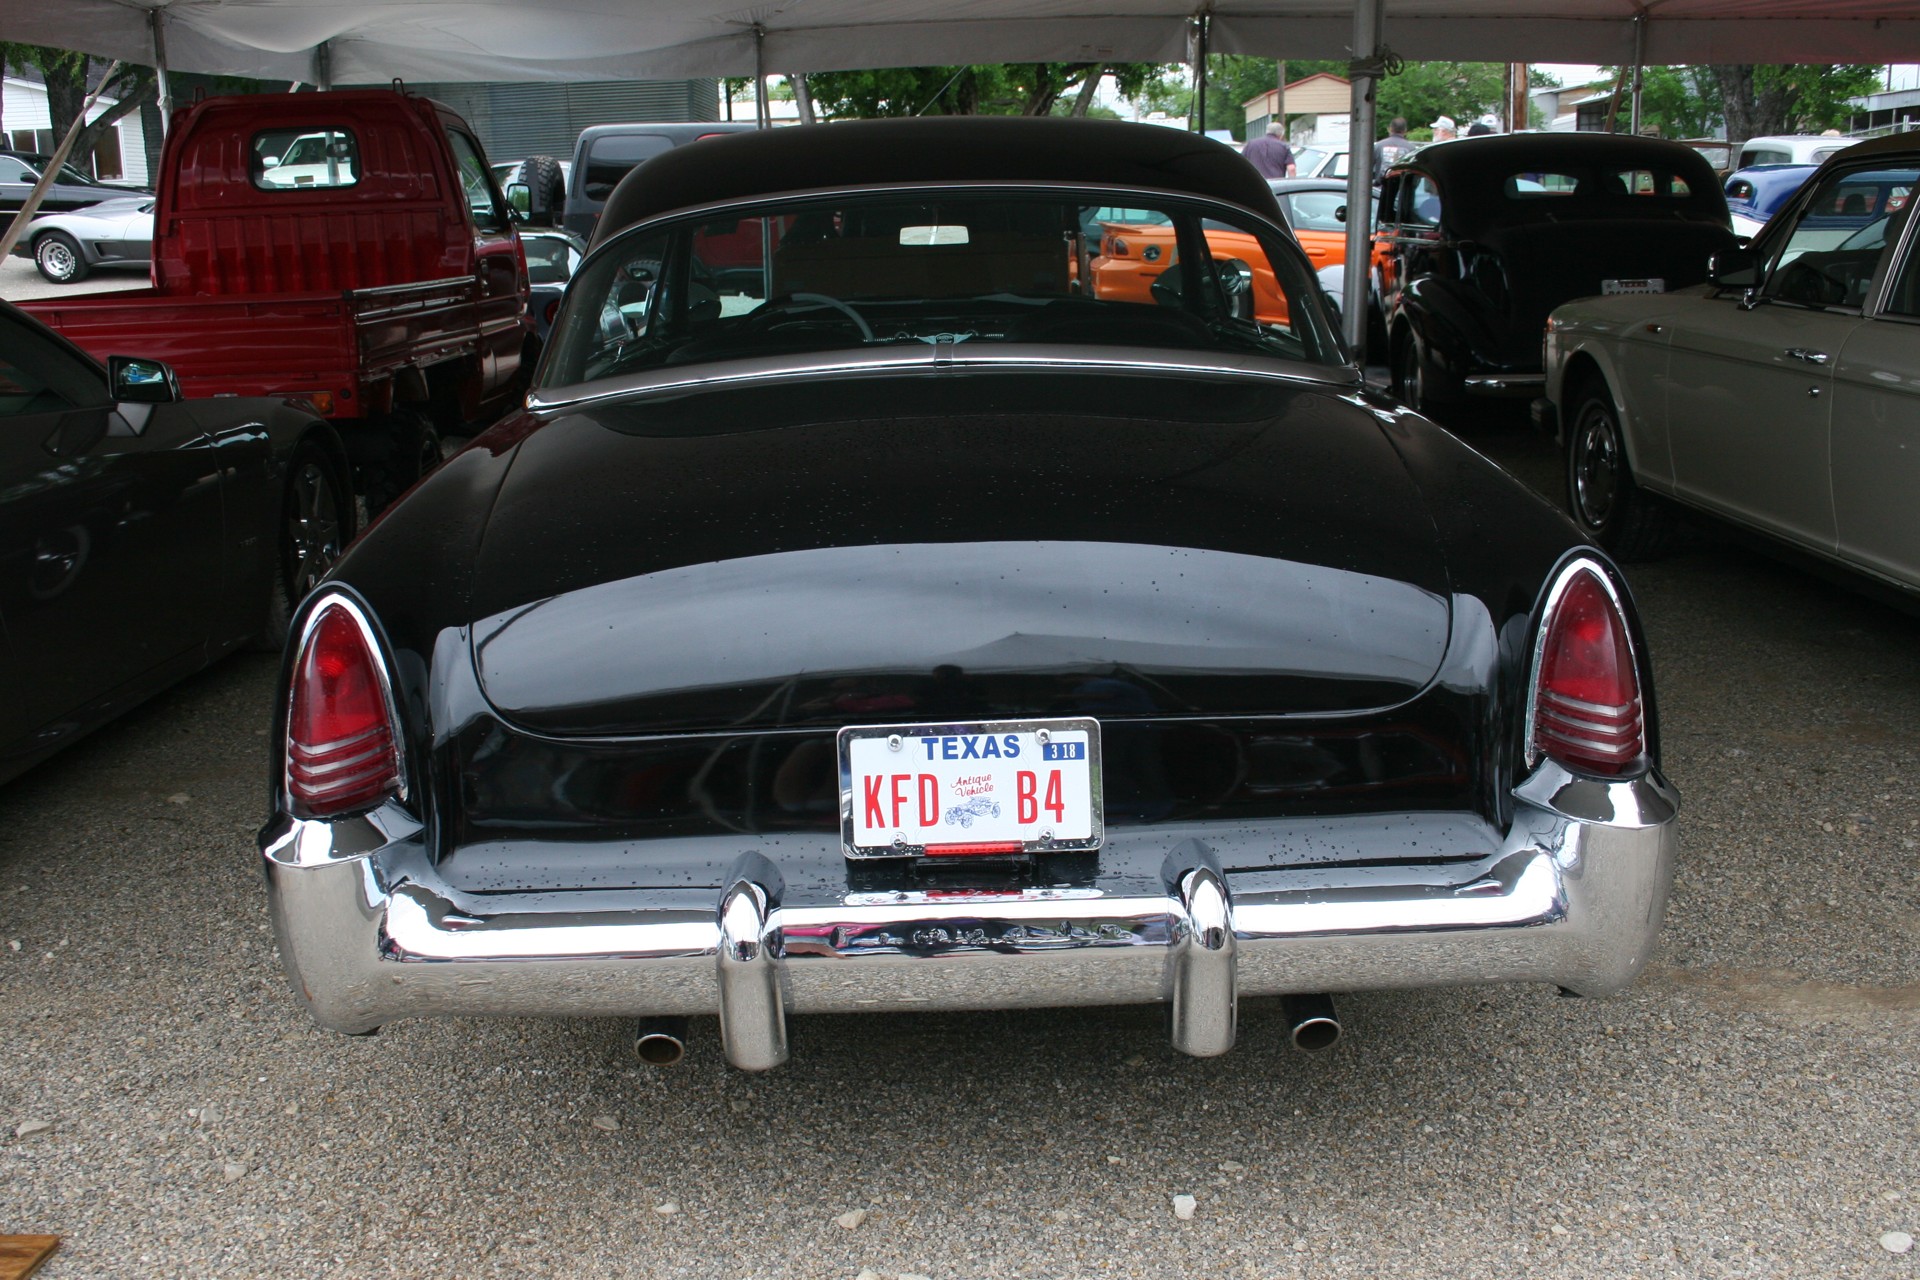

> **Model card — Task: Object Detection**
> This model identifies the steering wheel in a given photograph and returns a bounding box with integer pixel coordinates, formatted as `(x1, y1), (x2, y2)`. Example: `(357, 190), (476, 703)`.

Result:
(745, 292), (874, 342)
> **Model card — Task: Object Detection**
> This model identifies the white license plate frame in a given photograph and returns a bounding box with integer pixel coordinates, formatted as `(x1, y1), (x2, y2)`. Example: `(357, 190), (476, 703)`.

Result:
(837, 717), (1103, 859)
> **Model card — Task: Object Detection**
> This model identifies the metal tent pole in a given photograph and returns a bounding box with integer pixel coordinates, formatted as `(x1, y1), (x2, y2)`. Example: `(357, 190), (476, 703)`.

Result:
(1191, 15), (1210, 133)
(149, 8), (173, 134)
(314, 40), (333, 92)
(1342, 0), (1384, 359)
(754, 26), (770, 129)
(1629, 14), (1646, 134)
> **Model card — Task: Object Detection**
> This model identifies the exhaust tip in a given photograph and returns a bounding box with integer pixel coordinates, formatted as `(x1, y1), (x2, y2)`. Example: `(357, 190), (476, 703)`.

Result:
(1290, 1015), (1342, 1053)
(632, 1016), (689, 1066)
(1282, 993), (1342, 1053)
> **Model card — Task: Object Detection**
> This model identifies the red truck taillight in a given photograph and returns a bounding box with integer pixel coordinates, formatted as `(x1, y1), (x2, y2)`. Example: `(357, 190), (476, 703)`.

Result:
(1529, 563), (1645, 777)
(286, 599), (402, 818)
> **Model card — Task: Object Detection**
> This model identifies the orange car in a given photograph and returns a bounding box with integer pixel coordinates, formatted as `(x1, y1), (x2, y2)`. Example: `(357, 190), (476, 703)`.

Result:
(1088, 217), (1292, 325)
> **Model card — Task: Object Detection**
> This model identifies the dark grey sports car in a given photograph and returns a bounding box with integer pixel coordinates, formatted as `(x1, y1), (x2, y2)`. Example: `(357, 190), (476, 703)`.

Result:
(260, 119), (1677, 1070)
(0, 301), (352, 784)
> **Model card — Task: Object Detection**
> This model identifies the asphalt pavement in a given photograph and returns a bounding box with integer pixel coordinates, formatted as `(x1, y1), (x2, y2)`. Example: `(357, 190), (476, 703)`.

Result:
(2, 408), (1918, 1278)
(0, 256), (147, 303)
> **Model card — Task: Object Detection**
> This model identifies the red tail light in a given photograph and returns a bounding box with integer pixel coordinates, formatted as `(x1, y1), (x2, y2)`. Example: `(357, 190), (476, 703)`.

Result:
(286, 600), (402, 818)
(1530, 564), (1644, 776)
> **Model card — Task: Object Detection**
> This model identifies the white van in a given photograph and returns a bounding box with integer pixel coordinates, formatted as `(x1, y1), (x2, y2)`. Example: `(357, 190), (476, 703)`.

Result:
(1736, 134), (1853, 169)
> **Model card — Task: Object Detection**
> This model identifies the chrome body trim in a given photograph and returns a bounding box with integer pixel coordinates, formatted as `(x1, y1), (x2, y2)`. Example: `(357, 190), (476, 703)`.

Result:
(1463, 374), (1546, 396)
(529, 344), (1362, 414)
(261, 762), (1677, 1063)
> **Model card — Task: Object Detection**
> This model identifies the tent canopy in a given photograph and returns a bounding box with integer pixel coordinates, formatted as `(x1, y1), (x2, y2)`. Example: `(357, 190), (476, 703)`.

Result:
(9, 0), (1920, 86)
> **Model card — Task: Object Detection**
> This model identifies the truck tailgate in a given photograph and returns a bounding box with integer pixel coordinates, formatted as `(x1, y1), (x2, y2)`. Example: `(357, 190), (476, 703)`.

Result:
(22, 277), (486, 412)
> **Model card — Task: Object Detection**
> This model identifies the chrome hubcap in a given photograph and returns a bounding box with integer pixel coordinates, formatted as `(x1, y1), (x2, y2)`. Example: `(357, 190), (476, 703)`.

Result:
(1573, 413), (1619, 529)
(286, 462), (342, 599)
(38, 240), (75, 280)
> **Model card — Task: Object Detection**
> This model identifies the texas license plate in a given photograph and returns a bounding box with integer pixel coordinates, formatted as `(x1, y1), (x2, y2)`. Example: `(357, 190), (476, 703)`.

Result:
(838, 717), (1103, 859)
(1602, 277), (1665, 295)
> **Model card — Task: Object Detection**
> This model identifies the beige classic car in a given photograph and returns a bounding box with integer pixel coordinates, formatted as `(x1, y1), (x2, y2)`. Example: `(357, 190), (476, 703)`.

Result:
(1540, 131), (1919, 598)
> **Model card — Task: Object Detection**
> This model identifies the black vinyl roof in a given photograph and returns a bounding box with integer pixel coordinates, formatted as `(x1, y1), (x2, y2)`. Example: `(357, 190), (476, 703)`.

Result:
(594, 117), (1282, 244)
(1388, 131), (1724, 181)
(1384, 131), (1730, 228)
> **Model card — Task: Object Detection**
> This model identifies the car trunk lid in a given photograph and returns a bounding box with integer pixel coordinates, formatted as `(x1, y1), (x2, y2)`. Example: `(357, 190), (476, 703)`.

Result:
(469, 370), (1455, 735)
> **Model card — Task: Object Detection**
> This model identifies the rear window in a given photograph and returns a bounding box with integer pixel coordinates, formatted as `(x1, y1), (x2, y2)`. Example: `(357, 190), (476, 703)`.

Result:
(1615, 169), (1692, 197)
(1505, 169), (1695, 200)
(584, 134), (675, 202)
(252, 128), (358, 190)
(544, 190), (1340, 387)
(1505, 172), (1579, 197)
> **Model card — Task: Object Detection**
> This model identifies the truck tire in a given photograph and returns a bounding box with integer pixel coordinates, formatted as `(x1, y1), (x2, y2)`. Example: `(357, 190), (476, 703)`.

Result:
(519, 155), (565, 227)
(361, 410), (443, 516)
(254, 442), (351, 650)
(34, 231), (89, 284)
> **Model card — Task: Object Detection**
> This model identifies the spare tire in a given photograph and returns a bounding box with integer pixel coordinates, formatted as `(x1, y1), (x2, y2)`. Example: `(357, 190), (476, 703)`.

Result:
(518, 154), (565, 227)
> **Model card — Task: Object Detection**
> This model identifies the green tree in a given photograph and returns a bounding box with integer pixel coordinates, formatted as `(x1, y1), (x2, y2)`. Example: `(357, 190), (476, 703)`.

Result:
(1156, 57), (1521, 142)
(801, 64), (1157, 119)
(1593, 64), (1880, 142)
(1, 45), (153, 165)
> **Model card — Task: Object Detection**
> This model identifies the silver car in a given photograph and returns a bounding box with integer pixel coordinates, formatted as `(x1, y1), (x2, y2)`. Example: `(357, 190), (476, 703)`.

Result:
(11, 195), (154, 283)
(1542, 131), (1920, 597)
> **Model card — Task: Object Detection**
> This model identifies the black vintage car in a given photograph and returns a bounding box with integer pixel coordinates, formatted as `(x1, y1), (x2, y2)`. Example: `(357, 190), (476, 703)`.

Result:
(1374, 132), (1736, 415)
(0, 150), (148, 214)
(0, 302), (351, 784)
(260, 118), (1677, 1070)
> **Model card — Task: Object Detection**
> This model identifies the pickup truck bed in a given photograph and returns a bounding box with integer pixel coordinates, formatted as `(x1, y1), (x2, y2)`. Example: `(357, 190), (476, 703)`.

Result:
(23, 276), (489, 421)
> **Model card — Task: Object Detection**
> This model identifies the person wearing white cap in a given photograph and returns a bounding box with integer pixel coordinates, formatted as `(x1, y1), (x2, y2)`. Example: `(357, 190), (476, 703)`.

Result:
(1430, 115), (1458, 142)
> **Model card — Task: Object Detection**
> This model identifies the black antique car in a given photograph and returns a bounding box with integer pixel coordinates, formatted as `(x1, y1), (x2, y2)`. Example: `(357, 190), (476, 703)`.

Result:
(259, 118), (1677, 1070)
(1374, 132), (1736, 415)
(0, 301), (351, 785)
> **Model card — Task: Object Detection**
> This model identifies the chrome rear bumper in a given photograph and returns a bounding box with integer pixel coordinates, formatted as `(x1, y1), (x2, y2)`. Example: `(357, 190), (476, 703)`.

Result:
(261, 762), (1676, 1069)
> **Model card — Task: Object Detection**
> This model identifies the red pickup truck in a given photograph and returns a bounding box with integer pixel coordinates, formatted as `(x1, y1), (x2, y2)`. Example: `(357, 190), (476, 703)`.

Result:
(24, 89), (532, 510)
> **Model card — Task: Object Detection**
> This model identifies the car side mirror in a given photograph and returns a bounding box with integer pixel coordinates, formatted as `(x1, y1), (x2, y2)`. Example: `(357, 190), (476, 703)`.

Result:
(1334, 204), (1348, 223)
(505, 181), (530, 218)
(1709, 248), (1762, 290)
(108, 356), (181, 404)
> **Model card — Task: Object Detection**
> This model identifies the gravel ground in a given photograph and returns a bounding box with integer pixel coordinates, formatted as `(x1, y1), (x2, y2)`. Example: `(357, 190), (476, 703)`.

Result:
(4, 419), (1919, 1279)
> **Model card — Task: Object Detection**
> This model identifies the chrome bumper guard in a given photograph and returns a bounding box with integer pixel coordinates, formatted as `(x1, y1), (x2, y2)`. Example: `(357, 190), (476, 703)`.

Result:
(262, 763), (1676, 1070)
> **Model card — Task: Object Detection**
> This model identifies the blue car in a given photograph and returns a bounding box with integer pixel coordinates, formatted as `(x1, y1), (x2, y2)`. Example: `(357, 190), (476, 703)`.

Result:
(1724, 163), (1820, 240)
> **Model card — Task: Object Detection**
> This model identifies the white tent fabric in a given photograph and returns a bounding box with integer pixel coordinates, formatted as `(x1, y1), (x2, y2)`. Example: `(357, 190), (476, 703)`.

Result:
(8, 0), (1920, 84)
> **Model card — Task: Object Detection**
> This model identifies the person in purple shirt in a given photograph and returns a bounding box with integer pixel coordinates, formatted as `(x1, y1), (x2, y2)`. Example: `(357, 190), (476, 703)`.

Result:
(1242, 121), (1296, 179)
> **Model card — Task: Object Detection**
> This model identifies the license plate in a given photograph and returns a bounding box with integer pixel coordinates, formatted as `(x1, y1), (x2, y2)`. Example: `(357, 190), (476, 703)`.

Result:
(838, 717), (1103, 859)
(1602, 277), (1665, 295)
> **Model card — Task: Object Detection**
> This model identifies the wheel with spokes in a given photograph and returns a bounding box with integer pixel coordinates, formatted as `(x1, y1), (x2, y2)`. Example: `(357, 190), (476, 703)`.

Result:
(33, 231), (89, 284)
(1565, 386), (1674, 560)
(256, 444), (351, 649)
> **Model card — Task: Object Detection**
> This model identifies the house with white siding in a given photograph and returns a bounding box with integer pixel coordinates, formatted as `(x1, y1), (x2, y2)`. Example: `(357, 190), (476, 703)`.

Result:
(2, 74), (151, 186)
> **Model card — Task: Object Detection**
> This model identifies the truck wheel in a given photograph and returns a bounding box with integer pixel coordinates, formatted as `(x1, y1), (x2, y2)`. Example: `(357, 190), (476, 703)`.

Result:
(520, 155), (565, 227)
(1565, 388), (1675, 561)
(254, 443), (351, 650)
(361, 410), (443, 516)
(34, 231), (89, 284)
